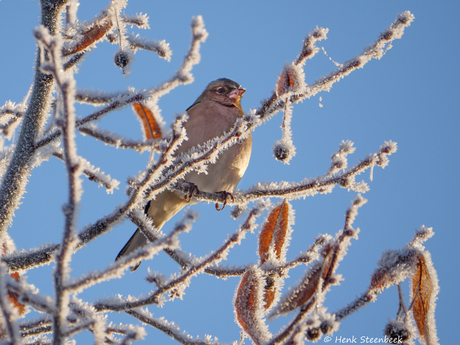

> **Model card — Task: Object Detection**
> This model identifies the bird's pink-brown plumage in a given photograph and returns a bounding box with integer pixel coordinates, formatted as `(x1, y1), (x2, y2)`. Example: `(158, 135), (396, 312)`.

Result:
(116, 78), (252, 270)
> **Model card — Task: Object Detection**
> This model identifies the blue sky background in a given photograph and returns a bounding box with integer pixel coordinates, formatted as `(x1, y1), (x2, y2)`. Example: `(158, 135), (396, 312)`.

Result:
(0, 1), (458, 344)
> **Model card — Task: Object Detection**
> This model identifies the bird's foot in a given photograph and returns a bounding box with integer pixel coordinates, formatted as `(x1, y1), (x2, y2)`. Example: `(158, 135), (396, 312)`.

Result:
(183, 182), (200, 202)
(215, 191), (234, 211)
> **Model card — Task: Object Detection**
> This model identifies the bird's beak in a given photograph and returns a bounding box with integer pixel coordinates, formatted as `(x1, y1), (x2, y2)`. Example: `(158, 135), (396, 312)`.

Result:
(229, 87), (246, 101)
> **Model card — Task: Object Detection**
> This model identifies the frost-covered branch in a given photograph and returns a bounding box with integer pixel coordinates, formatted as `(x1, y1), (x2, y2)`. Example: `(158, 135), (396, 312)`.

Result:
(64, 213), (195, 293)
(128, 209), (202, 273)
(74, 89), (120, 105)
(257, 11), (414, 120)
(2, 115), (187, 272)
(6, 276), (56, 315)
(19, 318), (53, 338)
(265, 196), (366, 344)
(2, 243), (60, 273)
(334, 226), (436, 322)
(120, 13), (150, 29)
(262, 235), (328, 275)
(0, 264), (21, 344)
(0, 101), (27, 139)
(95, 201), (267, 312)
(0, 0), (69, 243)
(125, 34), (172, 61)
(146, 15), (208, 99)
(103, 322), (147, 344)
(126, 309), (220, 345)
(62, 1), (128, 58)
(63, 52), (85, 71)
(173, 140), (397, 207)
(34, 91), (146, 150)
(34, 14), (207, 152)
(257, 26), (327, 119)
(79, 124), (164, 153)
(1, 139), (393, 274)
(186, 232), (327, 279)
(52, 150), (120, 192)
(33, 22), (84, 344)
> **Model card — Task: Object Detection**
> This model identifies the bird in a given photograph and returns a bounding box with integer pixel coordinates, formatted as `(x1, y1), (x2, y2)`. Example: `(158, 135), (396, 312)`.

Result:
(116, 78), (252, 270)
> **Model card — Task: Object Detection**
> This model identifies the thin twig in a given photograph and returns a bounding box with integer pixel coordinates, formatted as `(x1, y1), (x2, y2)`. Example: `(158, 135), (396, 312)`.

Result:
(95, 203), (264, 312)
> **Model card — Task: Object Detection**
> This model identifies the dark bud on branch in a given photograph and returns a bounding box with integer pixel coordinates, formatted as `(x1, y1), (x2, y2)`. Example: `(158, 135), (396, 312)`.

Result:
(273, 143), (290, 162)
(114, 50), (130, 68)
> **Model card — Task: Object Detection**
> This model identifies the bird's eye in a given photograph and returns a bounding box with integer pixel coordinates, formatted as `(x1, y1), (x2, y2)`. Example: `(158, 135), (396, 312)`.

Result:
(216, 87), (225, 94)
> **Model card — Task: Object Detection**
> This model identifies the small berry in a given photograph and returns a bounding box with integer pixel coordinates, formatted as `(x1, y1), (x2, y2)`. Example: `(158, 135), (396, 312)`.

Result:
(305, 327), (321, 341)
(320, 321), (332, 335)
(114, 51), (130, 68)
(384, 320), (411, 343)
(274, 144), (289, 161)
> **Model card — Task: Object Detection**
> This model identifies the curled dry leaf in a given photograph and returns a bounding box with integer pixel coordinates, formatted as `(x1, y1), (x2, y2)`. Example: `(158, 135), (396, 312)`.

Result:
(259, 199), (290, 265)
(270, 248), (331, 318)
(275, 63), (306, 97)
(258, 200), (291, 310)
(234, 268), (270, 345)
(276, 69), (295, 96)
(235, 270), (257, 333)
(269, 239), (345, 318)
(368, 260), (403, 294)
(285, 267), (322, 314)
(133, 103), (162, 140)
(63, 18), (113, 56)
(368, 248), (421, 298)
(412, 253), (438, 345)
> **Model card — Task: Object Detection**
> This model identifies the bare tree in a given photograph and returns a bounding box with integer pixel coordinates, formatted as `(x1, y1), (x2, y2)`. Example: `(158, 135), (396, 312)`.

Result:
(0, 1), (438, 344)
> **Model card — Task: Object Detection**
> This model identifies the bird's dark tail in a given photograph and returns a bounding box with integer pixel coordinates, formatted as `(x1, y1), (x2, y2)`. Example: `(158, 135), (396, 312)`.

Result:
(115, 228), (147, 271)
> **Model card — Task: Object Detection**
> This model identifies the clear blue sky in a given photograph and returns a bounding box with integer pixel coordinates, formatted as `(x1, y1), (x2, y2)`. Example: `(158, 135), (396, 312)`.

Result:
(0, 1), (458, 344)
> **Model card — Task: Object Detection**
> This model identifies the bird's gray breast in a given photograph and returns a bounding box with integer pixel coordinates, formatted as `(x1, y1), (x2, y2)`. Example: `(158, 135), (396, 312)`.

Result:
(180, 101), (252, 193)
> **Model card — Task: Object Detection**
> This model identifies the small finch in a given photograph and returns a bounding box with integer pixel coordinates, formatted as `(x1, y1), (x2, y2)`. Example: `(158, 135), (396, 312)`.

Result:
(116, 78), (252, 270)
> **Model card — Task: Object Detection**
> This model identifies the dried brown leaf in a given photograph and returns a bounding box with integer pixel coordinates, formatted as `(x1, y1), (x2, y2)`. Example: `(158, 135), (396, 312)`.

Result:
(63, 19), (113, 56)
(287, 268), (322, 310)
(235, 271), (258, 335)
(271, 244), (335, 317)
(412, 254), (435, 344)
(369, 267), (392, 292)
(258, 199), (289, 264)
(276, 69), (296, 96)
(235, 269), (270, 344)
(133, 103), (162, 140)
(368, 248), (420, 297)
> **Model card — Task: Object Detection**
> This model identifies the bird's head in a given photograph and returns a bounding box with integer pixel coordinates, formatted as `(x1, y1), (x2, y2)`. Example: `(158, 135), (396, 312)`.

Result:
(188, 78), (246, 111)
